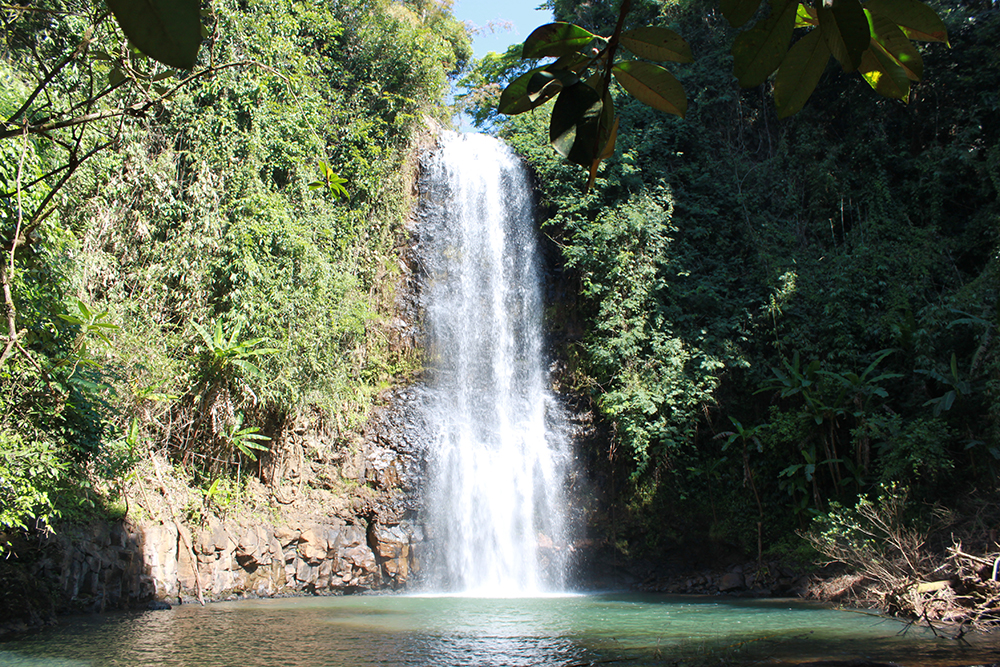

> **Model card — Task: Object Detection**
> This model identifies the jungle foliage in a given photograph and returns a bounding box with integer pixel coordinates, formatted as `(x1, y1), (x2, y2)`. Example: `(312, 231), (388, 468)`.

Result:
(463, 0), (999, 558)
(496, 0), (948, 185)
(0, 0), (470, 538)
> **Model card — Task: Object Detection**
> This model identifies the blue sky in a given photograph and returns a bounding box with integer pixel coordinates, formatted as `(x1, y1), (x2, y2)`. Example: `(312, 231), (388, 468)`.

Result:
(451, 0), (554, 59)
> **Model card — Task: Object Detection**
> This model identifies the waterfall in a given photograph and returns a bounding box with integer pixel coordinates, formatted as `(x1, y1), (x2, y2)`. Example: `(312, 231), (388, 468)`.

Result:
(418, 132), (571, 595)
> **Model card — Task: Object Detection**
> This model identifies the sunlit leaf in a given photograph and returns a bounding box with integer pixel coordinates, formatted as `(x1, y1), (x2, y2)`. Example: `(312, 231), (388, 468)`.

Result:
(721, 0), (764, 28)
(731, 0), (798, 88)
(611, 61), (687, 117)
(528, 69), (580, 103)
(818, 0), (870, 72)
(551, 52), (592, 74)
(795, 3), (819, 28)
(774, 29), (831, 118)
(214, 319), (225, 349)
(106, 0), (202, 70)
(620, 27), (693, 63)
(865, 0), (948, 44)
(231, 358), (265, 378)
(191, 321), (214, 349)
(523, 23), (599, 59)
(75, 298), (93, 321)
(866, 10), (923, 80)
(858, 43), (910, 101)
(549, 81), (604, 167)
(499, 67), (565, 115)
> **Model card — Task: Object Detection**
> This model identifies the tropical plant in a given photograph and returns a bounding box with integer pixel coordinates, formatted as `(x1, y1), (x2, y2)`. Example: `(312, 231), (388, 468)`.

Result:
(0, 431), (68, 536)
(716, 417), (766, 564)
(486, 0), (998, 559)
(191, 319), (278, 386)
(1, 0), (470, 538)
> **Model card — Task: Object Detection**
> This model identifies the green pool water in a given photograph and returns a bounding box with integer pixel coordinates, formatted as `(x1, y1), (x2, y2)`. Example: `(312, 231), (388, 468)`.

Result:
(1, 593), (996, 666)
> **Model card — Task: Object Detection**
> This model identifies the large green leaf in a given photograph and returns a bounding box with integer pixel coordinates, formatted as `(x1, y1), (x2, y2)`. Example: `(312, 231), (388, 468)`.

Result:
(523, 23), (599, 59)
(528, 69), (578, 102)
(795, 3), (819, 28)
(588, 73), (618, 157)
(774, 29), (831, 118)
(858, 43), (911, 101)
(721, 0), (763, 28)
(731, 0), (798, 88)
(499, 67), (573, 115)
(580, 73), (619, 189)
(611, 61), (687, 117)
(620, 27), (693, 63)
(549, 81), (604, 167)
(866, 10), (923, 80)
(817, 0), (870, 72)
(864, 0), (949, 43)
(106, 0), (201, 70)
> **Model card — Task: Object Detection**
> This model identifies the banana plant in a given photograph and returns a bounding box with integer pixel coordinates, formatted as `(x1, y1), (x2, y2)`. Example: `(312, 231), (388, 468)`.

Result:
(225, 411), (270, 462)
(916, 352), (971, 416)
(717, 417), (766, 565)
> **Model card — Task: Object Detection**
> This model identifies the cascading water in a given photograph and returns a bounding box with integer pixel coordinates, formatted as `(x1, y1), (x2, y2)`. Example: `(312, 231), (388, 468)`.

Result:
(418, 132), (571, 595)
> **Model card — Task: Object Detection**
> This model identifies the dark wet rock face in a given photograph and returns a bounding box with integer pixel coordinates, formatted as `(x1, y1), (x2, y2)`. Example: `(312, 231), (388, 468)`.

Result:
(359, 386), (433, 521)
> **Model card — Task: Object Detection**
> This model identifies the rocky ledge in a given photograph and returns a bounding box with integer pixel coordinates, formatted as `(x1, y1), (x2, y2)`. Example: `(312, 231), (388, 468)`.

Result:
(0, 513), (422, 638)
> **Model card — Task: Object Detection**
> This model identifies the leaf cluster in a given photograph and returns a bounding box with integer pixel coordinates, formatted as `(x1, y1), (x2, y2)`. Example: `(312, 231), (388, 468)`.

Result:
(500, 3), (693, 186)
(494, 0), (949, 179)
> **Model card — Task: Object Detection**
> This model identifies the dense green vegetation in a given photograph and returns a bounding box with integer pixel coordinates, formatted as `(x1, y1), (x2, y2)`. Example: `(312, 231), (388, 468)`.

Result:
(465, 0), (998, 559)
(1, 0), (470, 537)
(2, 0), (997, 594)
(495, 0), (950, 189)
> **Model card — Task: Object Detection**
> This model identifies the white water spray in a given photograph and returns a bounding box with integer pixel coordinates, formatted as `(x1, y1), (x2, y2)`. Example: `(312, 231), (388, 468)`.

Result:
(419, 133), (571, 595)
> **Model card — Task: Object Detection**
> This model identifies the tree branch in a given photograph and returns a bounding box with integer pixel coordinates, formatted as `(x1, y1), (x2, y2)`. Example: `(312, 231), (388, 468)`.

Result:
(3, 24), (96, 128)
(0, 61), (262, 141)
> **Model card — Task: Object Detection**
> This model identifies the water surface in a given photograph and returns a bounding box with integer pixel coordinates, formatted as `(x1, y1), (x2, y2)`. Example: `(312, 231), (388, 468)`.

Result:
(2, 593), (996, 666)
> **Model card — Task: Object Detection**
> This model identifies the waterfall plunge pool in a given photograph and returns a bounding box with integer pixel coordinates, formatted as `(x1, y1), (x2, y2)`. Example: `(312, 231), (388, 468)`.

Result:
(3, 593), (998, 667)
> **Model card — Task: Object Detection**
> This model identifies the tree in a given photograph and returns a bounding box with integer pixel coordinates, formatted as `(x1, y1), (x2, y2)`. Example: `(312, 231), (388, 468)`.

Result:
(2, 1), (215, 368)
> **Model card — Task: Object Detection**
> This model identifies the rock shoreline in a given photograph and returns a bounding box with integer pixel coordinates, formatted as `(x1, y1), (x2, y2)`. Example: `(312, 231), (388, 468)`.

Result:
(0, 513), (422, 638)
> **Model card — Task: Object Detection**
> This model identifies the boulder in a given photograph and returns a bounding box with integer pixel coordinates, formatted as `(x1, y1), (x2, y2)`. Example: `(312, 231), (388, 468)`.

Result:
(718, 571), (746, 592)
(236, 526), (269, 568)
(298, 527), (328, 564)
(273, 525), (300, 547)
(372, 524), (411, 582)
